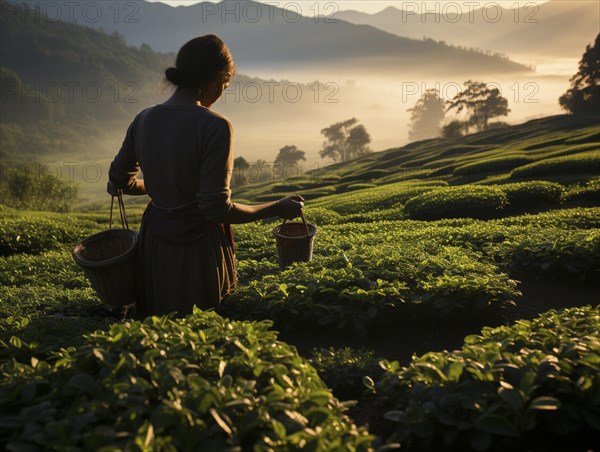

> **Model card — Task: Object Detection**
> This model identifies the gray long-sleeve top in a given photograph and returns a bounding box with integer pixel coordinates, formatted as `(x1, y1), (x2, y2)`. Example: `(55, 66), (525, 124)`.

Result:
(108, 104), (235, 223)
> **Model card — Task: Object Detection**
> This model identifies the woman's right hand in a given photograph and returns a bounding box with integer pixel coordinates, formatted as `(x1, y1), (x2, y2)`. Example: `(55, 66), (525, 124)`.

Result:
(276, 195), (305, 220)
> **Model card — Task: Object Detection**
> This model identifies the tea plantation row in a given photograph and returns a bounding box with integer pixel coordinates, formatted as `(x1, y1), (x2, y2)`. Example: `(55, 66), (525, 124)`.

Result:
(2, 208), (598, 342)
(1, 203), (598, 449)
(1, 303), (597, 450)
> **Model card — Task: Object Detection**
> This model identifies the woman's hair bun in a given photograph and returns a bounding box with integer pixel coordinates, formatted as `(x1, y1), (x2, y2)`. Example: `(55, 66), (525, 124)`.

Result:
(165, 67), (185, 86)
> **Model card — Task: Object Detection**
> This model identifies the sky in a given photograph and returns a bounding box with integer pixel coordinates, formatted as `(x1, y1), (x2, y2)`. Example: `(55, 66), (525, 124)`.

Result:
(147, 0), (549, 15)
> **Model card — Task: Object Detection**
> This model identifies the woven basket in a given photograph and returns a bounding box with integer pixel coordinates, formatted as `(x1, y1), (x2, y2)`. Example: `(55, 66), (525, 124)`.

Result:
(73, 192), (138, 308)
(272, 212), (317, 268)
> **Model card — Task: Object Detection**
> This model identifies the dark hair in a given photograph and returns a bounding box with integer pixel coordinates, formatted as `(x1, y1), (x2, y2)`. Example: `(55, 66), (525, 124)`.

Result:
(165, 35), (235, 89)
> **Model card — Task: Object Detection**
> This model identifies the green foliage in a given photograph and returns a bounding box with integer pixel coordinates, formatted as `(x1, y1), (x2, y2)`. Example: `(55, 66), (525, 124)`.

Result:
(404, 186), (509, 220)
(0, 278), (116, 364)
(0, 163), (78, 212)
(493, 207), (600, 229)
(342, 169), (391, 183)
(271, 183), (302, 193)
(313, 182), (440, 215)
(564, 178), (600, 204)
(310, 348), (383, 401)
(319, 118), (372, 163)
(1, 2), (170, 126)
(0, 216), (97, 256)
(1, 110), (599, 450)
(453, 156), (534, 177)
(300, 186), (337, 200)
(0, 251), (88, 288)
(559, 33), (600, 115)
(499, 181), (565, 208)
(447, 81), (510, 132)
(221, 238), (519, 333)
(235, 115), (598, 206)
(490, 229), (600, 282)
(564, 129), (600, 145)
(302, 207), (343, 225)
(343, 183), (377, 192)
(511, 152), (600, 179)
(255, 193), (284, 202)
(236, 258), (280, 285)
(0, 310), (373, 450)
(372, 306), (600, 451)
(0, 305), (112, 364)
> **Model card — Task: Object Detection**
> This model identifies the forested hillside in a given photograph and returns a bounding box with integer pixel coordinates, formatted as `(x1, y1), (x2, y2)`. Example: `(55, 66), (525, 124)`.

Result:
(0, 0), (172, 160)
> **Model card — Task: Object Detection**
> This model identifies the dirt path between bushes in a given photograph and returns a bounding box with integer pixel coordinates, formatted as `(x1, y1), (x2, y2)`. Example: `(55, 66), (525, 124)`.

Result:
(280, 279), (599, 365)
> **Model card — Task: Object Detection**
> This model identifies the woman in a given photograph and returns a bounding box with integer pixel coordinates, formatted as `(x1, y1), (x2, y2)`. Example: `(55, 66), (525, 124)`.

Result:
(107, 35), (304, 318)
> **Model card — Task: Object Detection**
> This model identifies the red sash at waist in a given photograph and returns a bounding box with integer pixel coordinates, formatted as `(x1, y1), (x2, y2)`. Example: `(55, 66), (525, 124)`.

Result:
(144, 201), (234, 250)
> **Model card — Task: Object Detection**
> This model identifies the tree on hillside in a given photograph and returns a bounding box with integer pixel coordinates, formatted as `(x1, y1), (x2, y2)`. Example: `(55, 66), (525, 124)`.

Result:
(319, 118), (371, 162)
(253, 159), (272, 183)
(407, 89), (446, 141)
(234, 156), (250, 171)
(447, 81), (510, 132)
(441, 120), (468, 139)
(559, 33), (600, 115)
(274, 145), (306, 179)
(232, 156), (250, 186)
(274, 145), (306, 166)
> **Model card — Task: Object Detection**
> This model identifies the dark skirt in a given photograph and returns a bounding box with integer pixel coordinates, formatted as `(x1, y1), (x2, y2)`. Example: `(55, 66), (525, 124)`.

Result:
(134, 211), (237, 319)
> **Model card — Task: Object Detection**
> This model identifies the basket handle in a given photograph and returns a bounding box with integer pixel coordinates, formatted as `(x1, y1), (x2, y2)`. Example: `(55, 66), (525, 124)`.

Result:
(282, 210), (311, 237)
(109, 189), (130, 230)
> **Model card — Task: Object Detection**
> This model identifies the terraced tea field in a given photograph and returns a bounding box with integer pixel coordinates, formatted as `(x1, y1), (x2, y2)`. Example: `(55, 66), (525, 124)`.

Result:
(1, 114), (599, 450)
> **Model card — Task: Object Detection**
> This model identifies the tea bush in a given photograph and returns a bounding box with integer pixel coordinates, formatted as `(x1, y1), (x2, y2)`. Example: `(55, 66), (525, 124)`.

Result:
(511, 152), (600, 179)
(489, 229), (600, 282)
(221, 243), (519, 333)
(344, 183), (377, 192)
(499, 181), (565, 208)
(310, 347), (383, 401)
(0, 280), (115, 363)
(0, 311), (374, 450)
(0, 251), (88, 289)
(236, 258), (280, 285)
(313, 183), (438, 215)
(300, 186), (337, 200)
(255, 193), (283, 202)
(371, 306), (600, 451)
(0, 216), (98, 256)
(302, 207), (343, 225)
(270, 183), (302, 193)
(0, 311), (113, 364)
(342, 169), (391, 183)
(563, 178), (600, 204)
(404, 187), (509, 220)
(493, 207), (600, 229)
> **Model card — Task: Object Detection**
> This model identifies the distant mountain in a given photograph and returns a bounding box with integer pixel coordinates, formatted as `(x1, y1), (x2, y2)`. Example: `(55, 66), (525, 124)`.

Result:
(0, 0), (177, 126)
(335, 0), (600, 60)
(0, 2), (368, 164)
(15, 0), (531, 76)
